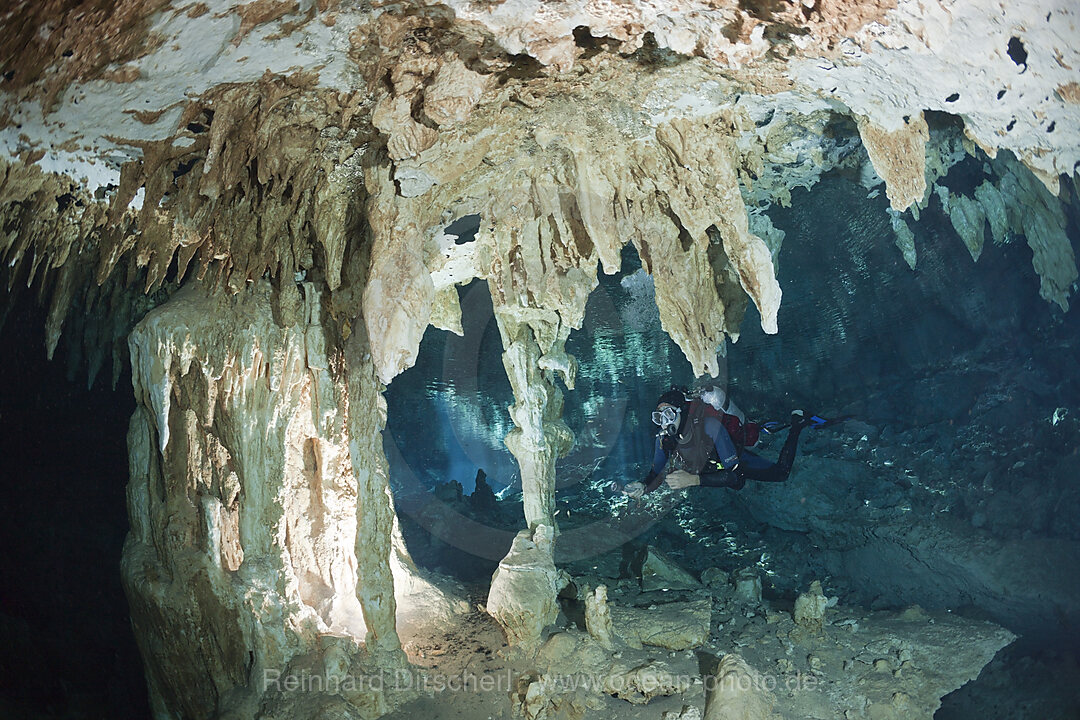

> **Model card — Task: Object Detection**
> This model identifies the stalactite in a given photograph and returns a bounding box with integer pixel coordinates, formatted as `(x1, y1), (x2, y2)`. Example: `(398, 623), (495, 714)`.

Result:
(856, 112), (931, 213)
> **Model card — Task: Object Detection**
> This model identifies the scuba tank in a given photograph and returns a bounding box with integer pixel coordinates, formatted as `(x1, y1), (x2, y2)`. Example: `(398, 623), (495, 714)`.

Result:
(695, 385), (760, 448)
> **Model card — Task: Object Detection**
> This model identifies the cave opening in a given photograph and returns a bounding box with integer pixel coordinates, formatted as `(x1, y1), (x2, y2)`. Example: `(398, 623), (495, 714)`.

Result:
(383, 241), (701, 582)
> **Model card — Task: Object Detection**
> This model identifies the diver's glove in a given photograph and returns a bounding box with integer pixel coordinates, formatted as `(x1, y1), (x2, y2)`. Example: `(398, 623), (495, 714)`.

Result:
(622, 482), (646, 499)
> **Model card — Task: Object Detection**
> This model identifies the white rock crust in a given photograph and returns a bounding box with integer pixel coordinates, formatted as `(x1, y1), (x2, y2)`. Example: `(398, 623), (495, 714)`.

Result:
(792, 0), (1080, 191)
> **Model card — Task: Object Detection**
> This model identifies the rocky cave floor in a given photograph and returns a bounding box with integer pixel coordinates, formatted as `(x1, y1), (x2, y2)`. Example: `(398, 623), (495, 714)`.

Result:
(398, 354), (1080, 718)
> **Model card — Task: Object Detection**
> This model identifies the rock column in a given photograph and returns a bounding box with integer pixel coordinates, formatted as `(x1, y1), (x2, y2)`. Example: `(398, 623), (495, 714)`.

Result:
(122, 281), (412, 718)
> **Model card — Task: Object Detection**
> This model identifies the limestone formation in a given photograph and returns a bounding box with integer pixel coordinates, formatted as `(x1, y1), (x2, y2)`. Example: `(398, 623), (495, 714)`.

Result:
(486, 525), (569, 649)
(610, 599), (712, 651)
(638, 546), (703, 592)
(0, 2), (1076, 715)
(514, 629), (698, 717)
(793, 580), (834, 633)
(123, 281), (458, 717)
(701, 567), (731, 589)
(664, 707), (704, 720)
(583, 585), (615, 650)
(856, 113), (930, 213)
(704, 654), (777, 720)
(733, 568), (763, 604)
(890, 211), (918, 270)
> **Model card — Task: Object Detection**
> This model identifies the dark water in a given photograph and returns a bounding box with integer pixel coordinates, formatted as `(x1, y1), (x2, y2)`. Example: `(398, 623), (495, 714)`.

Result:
(0, 299), (149, 719)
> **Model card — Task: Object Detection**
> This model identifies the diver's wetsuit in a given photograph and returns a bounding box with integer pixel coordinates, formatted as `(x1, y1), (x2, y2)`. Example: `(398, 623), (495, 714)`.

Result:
(642, 401), (806, 493)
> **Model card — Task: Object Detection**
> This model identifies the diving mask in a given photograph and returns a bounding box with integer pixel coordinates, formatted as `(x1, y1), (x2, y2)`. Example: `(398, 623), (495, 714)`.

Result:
(651, 405), (680, 434)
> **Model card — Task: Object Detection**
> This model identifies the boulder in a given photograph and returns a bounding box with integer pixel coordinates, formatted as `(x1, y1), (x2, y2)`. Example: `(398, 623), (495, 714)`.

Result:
(638, 546), (702, 592)
(611, 598), (712, 651)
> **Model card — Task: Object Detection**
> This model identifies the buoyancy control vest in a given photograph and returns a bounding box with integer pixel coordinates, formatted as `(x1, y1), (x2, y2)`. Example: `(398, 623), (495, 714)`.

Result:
(674, 400), (720, 474)
(671, 399), (762, 474)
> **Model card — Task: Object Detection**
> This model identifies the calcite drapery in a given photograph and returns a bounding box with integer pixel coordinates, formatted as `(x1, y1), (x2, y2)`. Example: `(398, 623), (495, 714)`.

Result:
(123, 280), (459, 718)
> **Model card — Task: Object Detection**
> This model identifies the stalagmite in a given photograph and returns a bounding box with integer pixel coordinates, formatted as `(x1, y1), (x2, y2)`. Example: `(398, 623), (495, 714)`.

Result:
(793, 580), (833, 633)
(486, 525), (568, 649)
(704, 654), (777, 720)
(584, 585), (615, 649)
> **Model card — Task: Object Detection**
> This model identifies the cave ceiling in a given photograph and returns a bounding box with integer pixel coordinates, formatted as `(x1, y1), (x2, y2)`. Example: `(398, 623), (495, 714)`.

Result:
(0, 0), (1077, 383)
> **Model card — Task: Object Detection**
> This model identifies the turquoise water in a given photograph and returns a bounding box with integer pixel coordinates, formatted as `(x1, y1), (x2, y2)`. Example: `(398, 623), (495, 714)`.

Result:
(384, 244), (698, 498)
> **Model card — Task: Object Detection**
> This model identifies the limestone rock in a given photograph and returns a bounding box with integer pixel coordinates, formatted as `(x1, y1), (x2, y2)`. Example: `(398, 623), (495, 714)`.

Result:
(638, 546), (703, 592)
(372, 93), (439, 161)
(486, 525), (568, 648)
(123, 281), (438, 717)
(944, 191), (987, 262)
(732, 455), (1080, 644)
(733, 568), (762, 604)
(610, 598), (712, 651)
(421, 56), (489, 127)
(522, 630), (696, 714)
(701, 567), (730, 589)
(704, 654), (777, 720)
(612, 660), (694, 704)
(664, 706), (704, 720)
(469, 469), (498, 512)
(793, 580), (833, 633)
(433, 480), (464, 504)
(856, 113), (930, 212)
(889, 211), (917, 270)
(583, 585), (615, 649)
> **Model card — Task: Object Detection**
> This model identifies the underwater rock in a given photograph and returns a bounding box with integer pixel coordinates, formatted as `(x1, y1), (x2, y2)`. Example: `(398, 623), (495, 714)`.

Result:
(793, 580), (833, 633)
(701, 567), (731, 589)
(433, 479), (464, 504)
(703, 653), (777, 720)
(584, 585), (615, 650)
(469, 469), (498, 512)
(486, 525), (568, 648)
(512, 671), (602, 720)
(610, 598), (712, 651)
(520, 630), (696, 715)
(124, 281), (467, 717)
(638, 546), (703, 592)
(664, 707), (704, 720)
(732, 454), (1080, 644)
(733, 568), (763, 604)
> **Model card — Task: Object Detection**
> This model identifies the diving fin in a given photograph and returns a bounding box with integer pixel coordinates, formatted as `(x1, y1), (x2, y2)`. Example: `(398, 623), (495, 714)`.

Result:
(807, 414), (853, 429)
(761, 413), (853, 433)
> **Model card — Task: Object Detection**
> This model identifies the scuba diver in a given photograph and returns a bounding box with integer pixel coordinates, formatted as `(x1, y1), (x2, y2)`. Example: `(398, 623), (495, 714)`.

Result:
(622, 387), (817, 498)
